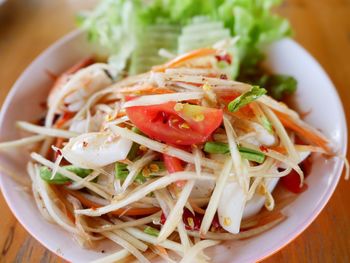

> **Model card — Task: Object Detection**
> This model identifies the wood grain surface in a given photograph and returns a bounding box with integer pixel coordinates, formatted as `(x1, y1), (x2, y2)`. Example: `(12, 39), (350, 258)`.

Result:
(0, 0), (349, 262)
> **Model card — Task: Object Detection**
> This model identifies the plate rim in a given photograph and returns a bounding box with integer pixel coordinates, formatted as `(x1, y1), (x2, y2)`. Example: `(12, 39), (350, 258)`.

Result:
(0, 30), (347, 262)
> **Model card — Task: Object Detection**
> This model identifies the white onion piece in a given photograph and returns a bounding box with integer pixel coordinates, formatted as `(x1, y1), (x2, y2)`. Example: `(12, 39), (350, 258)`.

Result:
(218, 181), (246, 234)
(62, 132), (132, 169)
(243, 178), (279, 219)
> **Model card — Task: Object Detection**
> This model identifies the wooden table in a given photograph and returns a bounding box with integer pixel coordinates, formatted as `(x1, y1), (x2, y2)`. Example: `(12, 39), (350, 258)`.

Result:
(0, 0), (349, 262)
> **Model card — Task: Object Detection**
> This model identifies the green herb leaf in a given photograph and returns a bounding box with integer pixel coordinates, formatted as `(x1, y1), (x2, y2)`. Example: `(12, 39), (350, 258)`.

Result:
(237, 56), (297, 101)
(228, 86), (266, 112)
(40, 166), (92, 184)
(114, 163), (129, 181)
(261, 116), (273, 134)
(264, 75), (297, 100)
(144, 226), (160, 237)
(127, 143), (140, 161)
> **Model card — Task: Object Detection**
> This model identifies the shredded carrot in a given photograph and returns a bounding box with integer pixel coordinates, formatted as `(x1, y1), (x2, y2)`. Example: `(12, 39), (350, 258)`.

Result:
(153, 245), (168, 256)
(140, 87), (176, 95)
(153, 48), (218, 72)
(189, 202), (206, 215)
(65, 189), (161, 216)
(50, 185), (76, 223)
(118, 84), (155, 94)
(185, 99), (201, 105)
(54, 138), (65, 148)
(116, 112), (127, 118)
(268, 145), (286, 154)
(54, 111), (75, 128)
(273, 110), (332, 153)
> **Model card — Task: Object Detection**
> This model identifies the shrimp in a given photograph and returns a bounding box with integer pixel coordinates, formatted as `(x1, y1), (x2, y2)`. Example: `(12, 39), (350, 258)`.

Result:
(46, 63), (113, 127)
(47, 58), (94, 109)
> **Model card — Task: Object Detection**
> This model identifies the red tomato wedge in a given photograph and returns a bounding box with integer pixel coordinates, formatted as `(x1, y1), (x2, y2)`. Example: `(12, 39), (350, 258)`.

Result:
(280, 170), (308, 194)
(163, 154), (184, 173)
(163, 154), (186, 188)
(126, 102), (223, 145)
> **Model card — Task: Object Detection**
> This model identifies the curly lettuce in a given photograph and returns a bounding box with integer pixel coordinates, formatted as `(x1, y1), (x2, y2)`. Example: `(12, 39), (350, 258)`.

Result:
(78, 0), (295, 98)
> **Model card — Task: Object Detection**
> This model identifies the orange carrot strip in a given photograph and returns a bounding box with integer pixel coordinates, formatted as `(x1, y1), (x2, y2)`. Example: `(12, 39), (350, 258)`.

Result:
(142, 88), (175, 95)
(273, 110), (331, 153)
(268, 145), (286, 154)
(189, 202), (206, 215)
(153, 48), (218, 72)
(54, 111), (75, 128)
(50, 185), (76, 223)
(153, 245), (168, 256)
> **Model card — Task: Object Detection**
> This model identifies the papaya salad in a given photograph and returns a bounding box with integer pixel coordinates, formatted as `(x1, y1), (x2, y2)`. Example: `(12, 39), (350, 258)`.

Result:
(0, 0), (348, 262)
(0, 47), (347, 262)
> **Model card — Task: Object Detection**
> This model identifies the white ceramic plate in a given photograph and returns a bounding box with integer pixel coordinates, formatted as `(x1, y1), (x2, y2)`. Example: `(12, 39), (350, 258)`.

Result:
(0, 30), (347, 263)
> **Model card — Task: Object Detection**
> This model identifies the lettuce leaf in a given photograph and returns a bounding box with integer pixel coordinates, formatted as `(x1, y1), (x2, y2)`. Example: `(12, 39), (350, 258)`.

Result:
(78, 0), (292, 78)
(238, 54), (297, 100)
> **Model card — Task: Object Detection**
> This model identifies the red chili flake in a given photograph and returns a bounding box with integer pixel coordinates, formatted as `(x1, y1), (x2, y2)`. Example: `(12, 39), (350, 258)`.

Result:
(182, 208), (201, 231)
(56, 149), (62, 156)
(211, 213), (221, 230)
(259, 145), (269, 153)
(160, 212), (166, 225)
(220, 74), (228, 80)
(215, 54), (232, 64)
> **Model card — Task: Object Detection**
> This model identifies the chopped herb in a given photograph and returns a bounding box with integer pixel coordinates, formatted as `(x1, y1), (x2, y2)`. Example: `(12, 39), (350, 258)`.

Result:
(144, 226), (159, 237)
(238, 56), (297, 101)
(127, 142), (140, 160)
(228, 86), (266, 112)
(261, 116), (273, 134)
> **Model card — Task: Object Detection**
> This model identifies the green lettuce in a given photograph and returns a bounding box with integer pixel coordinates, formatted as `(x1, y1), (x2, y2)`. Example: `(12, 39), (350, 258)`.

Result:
(78, 0), (293, 86)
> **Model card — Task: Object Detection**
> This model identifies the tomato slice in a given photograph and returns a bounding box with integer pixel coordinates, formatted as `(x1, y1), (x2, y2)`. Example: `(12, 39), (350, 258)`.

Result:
(163, 154), (184, 173)
(163, 154), (186, 187)
(280, 170), (308, 194)
(126, 102), (223, 145)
